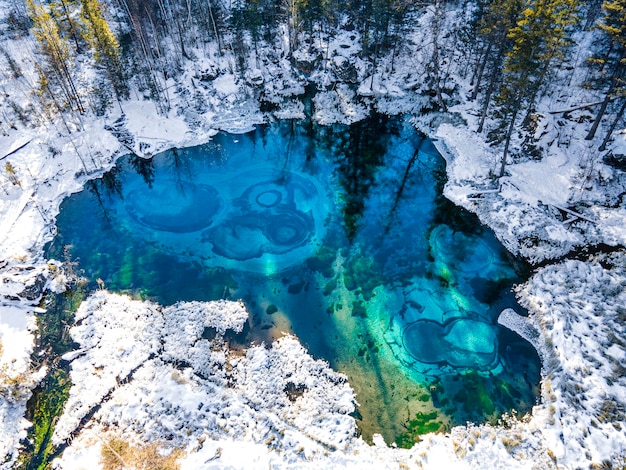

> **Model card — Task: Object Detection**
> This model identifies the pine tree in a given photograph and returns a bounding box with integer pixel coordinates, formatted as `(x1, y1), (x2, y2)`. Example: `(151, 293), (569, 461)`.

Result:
(48, 0), (84, 52)
(27, 0), (85, 113)
(496, 0), (579, 177)
(471, 0), (522, 132)
(80, 0), (128, 103)
(585, 0), (626, 146)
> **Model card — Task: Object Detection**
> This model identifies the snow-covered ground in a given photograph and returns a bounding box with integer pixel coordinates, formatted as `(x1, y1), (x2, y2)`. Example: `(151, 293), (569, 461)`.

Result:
(1, 2), (625, 469)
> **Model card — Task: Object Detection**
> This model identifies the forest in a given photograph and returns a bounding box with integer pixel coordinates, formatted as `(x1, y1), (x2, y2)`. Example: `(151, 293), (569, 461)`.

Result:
(1, 0), (626, 468)
(2, 0), (625, 177)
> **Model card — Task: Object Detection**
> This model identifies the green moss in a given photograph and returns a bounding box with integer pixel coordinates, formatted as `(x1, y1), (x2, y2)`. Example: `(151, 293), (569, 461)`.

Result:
(40, 284), (87, 357)
(395, 411), (443, 448)
(19, 284), (85, 469)
(306, 245), (337, 278)
(266, 304), (278, 315)
(493, 377), (520, 409)
(454, 371), (496, 417)
(343, 272), (357, 291)
(342, 253), (384, 299)
(351, 301), (367, 318)
(19, 368), (71, 470)
(323, 278), (337, 296)
(418, 393), (431, 402)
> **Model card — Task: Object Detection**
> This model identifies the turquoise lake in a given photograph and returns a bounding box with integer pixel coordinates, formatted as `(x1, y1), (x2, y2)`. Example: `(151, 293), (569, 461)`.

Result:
(49, 115), (540, 444)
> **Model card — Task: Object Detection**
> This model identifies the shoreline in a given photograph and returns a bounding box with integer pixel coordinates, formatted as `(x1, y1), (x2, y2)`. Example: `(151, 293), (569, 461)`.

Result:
(1, 10), (625, 463)
(1, 104), (625, 468)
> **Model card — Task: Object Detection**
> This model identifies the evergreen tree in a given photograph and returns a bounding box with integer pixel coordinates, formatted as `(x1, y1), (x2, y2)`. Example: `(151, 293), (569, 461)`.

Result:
(427, 0), (448, 111)
(48, 0), (84, 52)
(27, 0), (85, 113)
(113, 0), (167, 112)
(470, 0), (522, 132)
(80, 0), (128, 103)
(585, 0), (626, 147)
(495, 0), (579, 177)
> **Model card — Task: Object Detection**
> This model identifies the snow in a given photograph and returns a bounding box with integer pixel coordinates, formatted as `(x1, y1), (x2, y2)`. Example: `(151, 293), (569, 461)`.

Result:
(0, 1), (625, 468)
(0, 303), (39, 465)
(52, 291), (362, 467)
(121, 101), (191, 150)
(517, 254), (626, 467)
(497, 309), (544, 361)
(313, 84), (369, 125)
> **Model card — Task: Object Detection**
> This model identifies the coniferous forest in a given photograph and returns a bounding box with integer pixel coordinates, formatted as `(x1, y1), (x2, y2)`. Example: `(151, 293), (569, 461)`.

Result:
(1, 0), (626, 468)
(3, 0), (625, 171)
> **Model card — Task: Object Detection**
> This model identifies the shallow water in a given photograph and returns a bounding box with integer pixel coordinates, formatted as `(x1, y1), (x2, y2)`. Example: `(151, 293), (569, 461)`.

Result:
(49, 115), (540, 444)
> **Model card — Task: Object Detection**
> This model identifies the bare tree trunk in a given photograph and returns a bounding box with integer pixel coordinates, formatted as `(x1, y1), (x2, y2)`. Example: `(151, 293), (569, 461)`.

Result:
(430, 0), (447, 112)
(586, 91), (613, 141)
(477, 65), (501, 133)
(207, 0), (222, 55)
(59, 0), (82, 52)
(586, 63), (623, 140)
(470, 39), (493, 101)
(158, 0), (184, 64)
(499, 108), (519, 178)
(599, 98), (626, 152)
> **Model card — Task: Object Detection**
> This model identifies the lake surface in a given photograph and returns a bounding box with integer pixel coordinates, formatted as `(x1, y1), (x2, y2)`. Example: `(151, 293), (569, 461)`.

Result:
(49, 115), (540, 444)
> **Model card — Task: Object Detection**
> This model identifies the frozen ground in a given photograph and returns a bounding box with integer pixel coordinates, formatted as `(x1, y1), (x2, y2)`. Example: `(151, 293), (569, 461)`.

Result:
(1, 2), (625, 468)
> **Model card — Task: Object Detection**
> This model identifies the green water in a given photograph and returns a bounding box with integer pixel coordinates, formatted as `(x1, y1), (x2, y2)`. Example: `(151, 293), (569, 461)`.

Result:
(48, 115), (540, 444)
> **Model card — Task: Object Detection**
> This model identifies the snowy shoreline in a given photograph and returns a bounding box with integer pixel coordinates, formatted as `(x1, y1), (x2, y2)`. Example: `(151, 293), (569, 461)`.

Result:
(1, 101), (623, 469)
(1, 3), (626, 468)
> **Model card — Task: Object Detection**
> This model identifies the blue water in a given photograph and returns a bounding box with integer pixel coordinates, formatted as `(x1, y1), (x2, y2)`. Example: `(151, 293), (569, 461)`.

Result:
(49, 116), (540, 444)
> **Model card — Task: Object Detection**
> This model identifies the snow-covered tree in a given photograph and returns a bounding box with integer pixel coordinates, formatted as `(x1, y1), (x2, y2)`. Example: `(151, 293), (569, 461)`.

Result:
(586, 0), (626, 149)
(496, 0), (580, 177)
(27, 0), (85, 113)
(80, 0), (128, 104)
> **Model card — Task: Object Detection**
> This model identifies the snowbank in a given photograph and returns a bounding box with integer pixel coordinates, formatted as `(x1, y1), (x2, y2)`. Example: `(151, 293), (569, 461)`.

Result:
(0, 1), (625, 468)
(517, 254), (626, 466)
(53, 291), (361, 467)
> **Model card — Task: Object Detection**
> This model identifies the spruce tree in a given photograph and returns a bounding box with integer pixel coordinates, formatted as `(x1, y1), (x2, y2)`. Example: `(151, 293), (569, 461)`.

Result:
(585, 0), (626, 146)
(471, 0), (522, 132)
(496, 0), (579, 177)
(27, 0), (85, 113)
(80, 0), (128, 104)
(48, 0), (84, 52)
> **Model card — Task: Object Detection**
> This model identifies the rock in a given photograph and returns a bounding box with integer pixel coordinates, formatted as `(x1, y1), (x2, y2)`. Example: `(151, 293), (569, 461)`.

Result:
(17, 273), (47, 301)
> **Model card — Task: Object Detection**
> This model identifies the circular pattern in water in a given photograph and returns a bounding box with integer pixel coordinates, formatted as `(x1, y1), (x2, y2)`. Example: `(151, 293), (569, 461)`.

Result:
(125, 181), (220, 233)
(430, 225), (494, 272)
(50, 119), (540, 443)
(402, 318), (498, 370)
(264, 209), (313, 247)
(256, 189), (283, 208)
(240, 178), (291, 210)
(208, 209), (314, 260)
(203, 171), (320, 265)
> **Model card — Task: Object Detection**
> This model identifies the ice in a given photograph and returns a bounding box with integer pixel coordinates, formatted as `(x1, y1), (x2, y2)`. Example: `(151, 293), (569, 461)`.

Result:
(497, 308), (543, 360)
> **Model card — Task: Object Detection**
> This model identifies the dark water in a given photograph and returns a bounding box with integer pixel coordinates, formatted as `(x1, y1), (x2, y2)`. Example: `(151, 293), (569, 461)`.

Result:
(48, 115), (540, 444)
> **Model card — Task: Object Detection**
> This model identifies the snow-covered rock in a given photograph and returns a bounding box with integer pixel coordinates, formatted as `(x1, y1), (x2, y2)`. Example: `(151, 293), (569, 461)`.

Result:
(0, 0), (625, 468)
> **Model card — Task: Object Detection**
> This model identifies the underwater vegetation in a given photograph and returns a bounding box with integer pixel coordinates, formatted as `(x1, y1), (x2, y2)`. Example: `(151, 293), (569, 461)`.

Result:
(342, 250), (385, 301)
(49, 116), (540, 445)
(396, 411), (445, 448)
(453, 372), (497, 418)
(19, 279), (88, 470)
